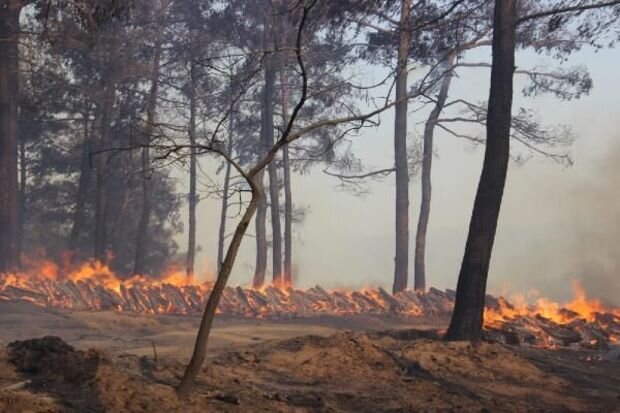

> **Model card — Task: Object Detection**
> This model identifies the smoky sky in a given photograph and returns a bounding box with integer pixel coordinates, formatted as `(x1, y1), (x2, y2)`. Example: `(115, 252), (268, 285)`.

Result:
(180, 44), (620, 306)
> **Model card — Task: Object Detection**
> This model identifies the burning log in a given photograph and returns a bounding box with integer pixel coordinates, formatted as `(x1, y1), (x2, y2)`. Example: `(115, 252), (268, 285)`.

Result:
(161, 284), (191, 314)
(375, 287), (403, 312)
(62, 281), (90, 310)
(350, 291), (382, 313)
(94, 285), (123, 310)
(245, 289), (270, 316)
(534, 315), (583, 346)
(1, 285), (49, 305)
(1, 271), (619, 351)
(287, 288), (318, 315)
(235, 286), (259, 317)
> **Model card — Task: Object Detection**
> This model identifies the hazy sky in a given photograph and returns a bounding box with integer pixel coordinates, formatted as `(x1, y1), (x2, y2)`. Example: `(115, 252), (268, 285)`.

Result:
(178, 44), (620, 305)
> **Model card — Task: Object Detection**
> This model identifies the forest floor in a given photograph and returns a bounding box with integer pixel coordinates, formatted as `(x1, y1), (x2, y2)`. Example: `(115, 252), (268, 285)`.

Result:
(0, 301), (619, 412)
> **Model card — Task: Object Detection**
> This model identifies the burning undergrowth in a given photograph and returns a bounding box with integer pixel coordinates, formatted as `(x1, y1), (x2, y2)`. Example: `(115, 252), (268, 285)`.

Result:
(1, 259), (619, 350)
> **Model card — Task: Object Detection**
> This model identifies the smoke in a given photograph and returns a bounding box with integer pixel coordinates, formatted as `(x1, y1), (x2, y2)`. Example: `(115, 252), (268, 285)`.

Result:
(492, 141), (620, 306)
(565, 142), (620, 305)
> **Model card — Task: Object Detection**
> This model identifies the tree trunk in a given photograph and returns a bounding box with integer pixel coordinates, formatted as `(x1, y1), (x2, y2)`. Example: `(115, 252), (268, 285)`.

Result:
(264, 59), (283, 287)
(93, 83), (115, 263)
(69, 112), (92, 252)
(280, 68), (293, 288)
(186, 60), (197, 278)
(252, 33), (272, 289)
(413, 52), (456, 292)
(217, 156), (232, 276)
(133, 20), (163, 276)
(392, 0), (411, 294)
(252, 169), (267, 288)
(110, 182), (131, 243)
(445, 0), (517, 342)
(133, 145), (153, 274)
(0, 3), (20, 272)
(17, 107), (26, 262)
(217, 91), (234, 275)
(177, 184), (261, 398)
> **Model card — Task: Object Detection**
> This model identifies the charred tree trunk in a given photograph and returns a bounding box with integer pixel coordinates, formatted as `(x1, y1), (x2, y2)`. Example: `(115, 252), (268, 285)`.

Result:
(392, 0), (411, 294)
(133, 21), (163, 276)
(280, 69), (293, 287)
(186, 62), (198, 278)
(282, 145), (292, 285)
(413, 52), (456, 292)
(445, 0), (517, 342)
(17, 116), (25, 263)
(217, 91), (234, 275)
(132, 145), (153, 275)
(276, 2), (293, 287)
(217, 152), (232, 276)
(252, 98), (267, 288)
(253, 169), (267, 288)
(264, 59), (283, 287)
(252, 30), (272, 289)
(93, 83), (115, 263)
(0, 3), (21, 272)
(69, 112), (93, 252)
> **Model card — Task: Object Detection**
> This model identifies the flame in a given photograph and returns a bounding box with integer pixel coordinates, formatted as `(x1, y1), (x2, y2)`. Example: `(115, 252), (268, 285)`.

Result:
(0, 256), (209, 294)
(484, 281), (620, 326)
(67, 260), (121, 291)
(1, 256), (619, 349)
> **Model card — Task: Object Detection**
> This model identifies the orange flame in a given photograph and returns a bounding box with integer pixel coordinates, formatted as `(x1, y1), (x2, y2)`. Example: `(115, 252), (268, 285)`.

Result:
(484, 281), (620, 326)
(0, 256), (209, 294)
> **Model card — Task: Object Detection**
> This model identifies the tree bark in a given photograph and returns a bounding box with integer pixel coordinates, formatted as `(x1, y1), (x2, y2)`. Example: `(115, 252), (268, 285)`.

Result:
(252, 169), (267, 288)
(413, 52), (456, 292)
(17, 106), (26, 262)
(280, 68), (293, 288)
(217, 88), (234, 276)
(217, 151), (232, 276)
(445, 0), (517, 341)
(133, 17), (163, 276)
(392, 0), (411, 294)
(186, 57), (197, 279)
(264, 58), (283, 287)
(69, 112), (93, 252)
(252, 28), (273, 289)
(0, 3), (21, 272)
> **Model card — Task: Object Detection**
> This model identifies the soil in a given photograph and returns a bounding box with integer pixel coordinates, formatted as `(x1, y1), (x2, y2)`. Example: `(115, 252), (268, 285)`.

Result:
(0, 301), (619, 412)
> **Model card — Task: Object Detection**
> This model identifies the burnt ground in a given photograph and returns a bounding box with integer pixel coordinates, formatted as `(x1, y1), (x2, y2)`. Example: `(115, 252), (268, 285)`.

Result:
(0, 301), (619, 412)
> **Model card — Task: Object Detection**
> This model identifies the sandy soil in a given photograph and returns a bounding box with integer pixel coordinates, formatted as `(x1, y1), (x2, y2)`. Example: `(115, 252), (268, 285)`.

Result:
(0, 301), (619, 413)
(0, 301), (440, 358)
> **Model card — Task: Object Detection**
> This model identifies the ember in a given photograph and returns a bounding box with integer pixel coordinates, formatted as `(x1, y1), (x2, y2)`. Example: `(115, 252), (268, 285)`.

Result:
(1, 262), (619, 350)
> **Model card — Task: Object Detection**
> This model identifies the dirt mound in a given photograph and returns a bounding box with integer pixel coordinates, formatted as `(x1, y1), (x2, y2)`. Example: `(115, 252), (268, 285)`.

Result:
(260, 332), (400, 380)
(2, 337), (182, 413)
(1, 332), (619, 412)
(204, 330), (613, 412)
(8, 336), (102, 381)
(401, 339), (552, 380)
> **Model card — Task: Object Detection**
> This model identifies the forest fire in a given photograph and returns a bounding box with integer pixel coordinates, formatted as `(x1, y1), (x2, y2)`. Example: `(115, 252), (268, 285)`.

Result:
(1, 260), (619, 350)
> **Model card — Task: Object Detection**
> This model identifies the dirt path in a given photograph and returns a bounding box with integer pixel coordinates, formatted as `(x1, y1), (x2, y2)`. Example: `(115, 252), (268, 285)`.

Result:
(0, 301), (442, 358)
